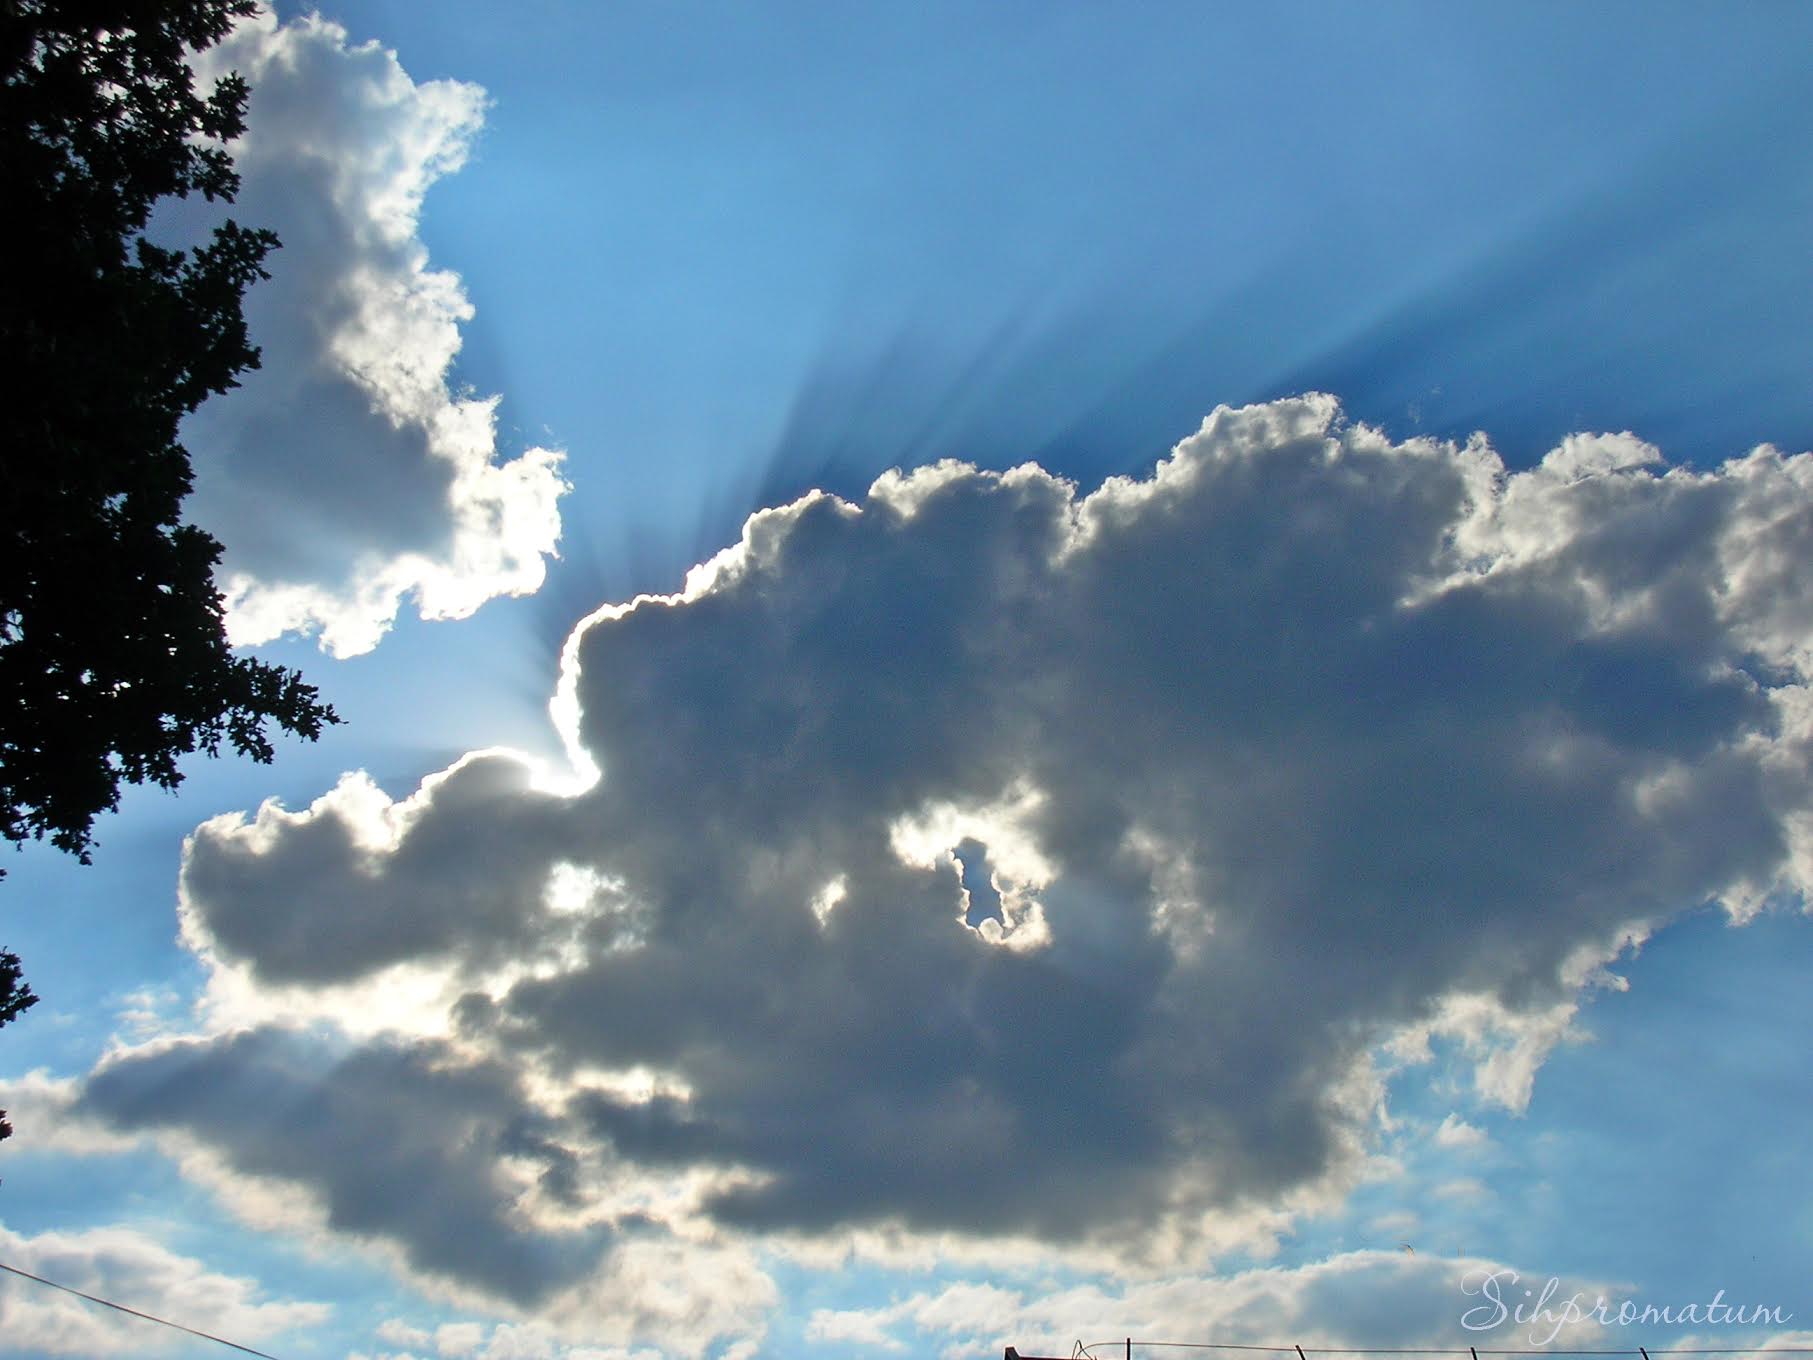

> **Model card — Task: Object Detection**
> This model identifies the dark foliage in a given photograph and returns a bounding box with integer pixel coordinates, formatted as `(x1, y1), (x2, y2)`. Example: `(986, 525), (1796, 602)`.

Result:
(0, 949), (33, 1140)
(0, 0), (338, 893)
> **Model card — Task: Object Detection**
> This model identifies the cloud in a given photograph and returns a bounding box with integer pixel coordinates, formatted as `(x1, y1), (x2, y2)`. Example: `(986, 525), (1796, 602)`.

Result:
(0, 1069), (137, 1156)
(1432, 1115), (1488, 1150)
(176, 10), (566, 656)
(378, 1318), (435, 1348)
(426, 1320), (665, 1360)
(78, 1027), (613, 1307)
(71, 1027), (776, 1354)
(358, 1319), (666, 1360)
(79, 397), (1813, 1331)
(1701, 1332), (1813, 1360)
(805, 1250), (1623, 1356)
(0, 1221), (327, 1356)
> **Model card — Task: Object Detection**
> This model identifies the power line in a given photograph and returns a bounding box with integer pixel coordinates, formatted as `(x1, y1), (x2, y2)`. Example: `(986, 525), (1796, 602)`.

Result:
(1070, 1346), (1813, 1358)
(0, 1259), (287, 1359)
(1078, 1350), (1813, 1356)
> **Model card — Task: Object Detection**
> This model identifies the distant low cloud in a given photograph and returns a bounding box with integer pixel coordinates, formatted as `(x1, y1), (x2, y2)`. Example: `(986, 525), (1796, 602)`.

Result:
(805, 1249), (1621, 1355)
(364, 1317), (667, 1360)
(179, 11), (566, 656)
(81, 398), (1813, 1335)
(1432, 1114), (1488, 1150)
(0, 1222), (327, 1356)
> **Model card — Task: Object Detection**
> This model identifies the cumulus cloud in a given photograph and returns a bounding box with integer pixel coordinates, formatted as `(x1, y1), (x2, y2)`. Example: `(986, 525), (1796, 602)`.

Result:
(77, 397), (1813, 1333)
(176, 10), (565, 656)
(75, 1028), (775, 1355)
(80, 1027), (612, 1306)
(0, 1222), (327, 1356)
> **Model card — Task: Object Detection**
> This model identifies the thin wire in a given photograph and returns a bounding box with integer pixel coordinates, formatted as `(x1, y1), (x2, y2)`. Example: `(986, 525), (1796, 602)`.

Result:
(0, 1259), (286, 1359)
(1076, 1347), (1813, 1358)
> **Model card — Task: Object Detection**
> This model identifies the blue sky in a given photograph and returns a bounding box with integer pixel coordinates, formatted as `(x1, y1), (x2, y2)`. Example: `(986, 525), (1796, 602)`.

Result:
(4, 4), (1813, 1358)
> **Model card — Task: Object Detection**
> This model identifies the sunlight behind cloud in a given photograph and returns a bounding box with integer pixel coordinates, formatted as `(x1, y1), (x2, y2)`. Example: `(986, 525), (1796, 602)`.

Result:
(50, 398), (1813, 1350)
(178, 10), (567, 656)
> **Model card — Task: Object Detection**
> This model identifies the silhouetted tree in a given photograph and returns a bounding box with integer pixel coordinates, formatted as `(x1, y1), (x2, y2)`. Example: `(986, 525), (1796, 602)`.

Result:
(0, 1), (338, 1036)
(0, 950), (33, 1140)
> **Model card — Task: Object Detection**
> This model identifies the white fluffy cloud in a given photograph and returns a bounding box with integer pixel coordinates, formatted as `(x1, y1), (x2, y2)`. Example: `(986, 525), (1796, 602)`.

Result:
(178, 10), (565, 656)
(0, 1222), (327, 1356)
(75, 397), (1813, 1342)
(1431, 1114), (1487, 1150)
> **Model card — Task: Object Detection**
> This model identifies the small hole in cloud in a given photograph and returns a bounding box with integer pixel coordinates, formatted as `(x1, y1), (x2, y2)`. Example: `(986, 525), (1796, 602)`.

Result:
(952, 837), (1006, 931)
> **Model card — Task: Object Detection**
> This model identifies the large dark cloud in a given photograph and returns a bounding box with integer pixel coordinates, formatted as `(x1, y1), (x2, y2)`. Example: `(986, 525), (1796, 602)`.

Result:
(80, 1027), (609, 1306)
(92, 397), (1813, 1295)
